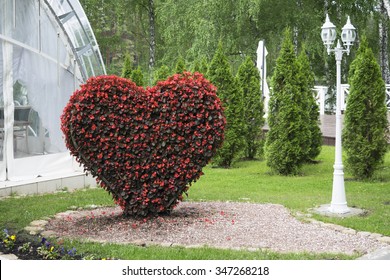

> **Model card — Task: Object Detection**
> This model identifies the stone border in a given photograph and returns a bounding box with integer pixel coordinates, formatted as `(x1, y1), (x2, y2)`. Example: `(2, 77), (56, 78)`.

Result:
(357, 247), (390, 260)
(294, 211), (390, 244)
(303, 218), (390, 244)
(0, 252), (18, 260)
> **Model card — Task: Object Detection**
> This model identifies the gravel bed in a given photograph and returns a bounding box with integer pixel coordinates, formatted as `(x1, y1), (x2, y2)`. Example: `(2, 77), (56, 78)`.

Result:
(45, 202), (386, 255)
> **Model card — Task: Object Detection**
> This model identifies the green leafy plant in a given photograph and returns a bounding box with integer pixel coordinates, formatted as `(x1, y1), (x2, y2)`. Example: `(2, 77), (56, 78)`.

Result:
(37, 238), (80, 260)
(37, 238), (60, 260)
(0, 228), (111, 260)
(1, 229), (16, 250)
(18, 242), (33, 254)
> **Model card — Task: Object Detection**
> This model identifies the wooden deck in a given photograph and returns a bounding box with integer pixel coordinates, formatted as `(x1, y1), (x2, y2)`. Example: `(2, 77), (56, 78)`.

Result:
(320, 114), (339, 146)
(320, 114), (390, 145)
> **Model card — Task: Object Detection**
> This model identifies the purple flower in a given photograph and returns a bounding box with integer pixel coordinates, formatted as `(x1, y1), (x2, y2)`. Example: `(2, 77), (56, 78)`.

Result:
(41, 237), (51, 248)
(67, 248), (77, 257)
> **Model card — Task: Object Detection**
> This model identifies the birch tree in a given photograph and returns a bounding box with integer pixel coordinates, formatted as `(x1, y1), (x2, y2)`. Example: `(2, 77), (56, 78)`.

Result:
(378, 0), (390, 83)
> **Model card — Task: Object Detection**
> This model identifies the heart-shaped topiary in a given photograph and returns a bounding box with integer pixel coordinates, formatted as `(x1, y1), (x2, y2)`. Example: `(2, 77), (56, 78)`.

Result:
(61, 72), (225, 217)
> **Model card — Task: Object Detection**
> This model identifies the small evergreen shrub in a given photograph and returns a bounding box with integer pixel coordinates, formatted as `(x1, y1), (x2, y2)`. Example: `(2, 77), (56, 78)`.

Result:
(265, 29), (311, 175)
(192, 56), (209, 77)
(130, 66), (145, 87)
(61, 73), (225, 217)
(297, 48), (322, 162)
(122, 53), (133, 79)
(200, 57), (209, 77)
(175, 56), (186, 74)
(343, 38), (389, 179)
(153, 65), (170, 85)
(236, 56), (264, 159)
(207, 42), (245, 167)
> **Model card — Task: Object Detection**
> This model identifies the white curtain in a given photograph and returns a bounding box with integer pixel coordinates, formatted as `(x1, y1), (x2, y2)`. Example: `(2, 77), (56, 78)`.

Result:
(0, 0), (86, 181)
(1, 0), (14, 181)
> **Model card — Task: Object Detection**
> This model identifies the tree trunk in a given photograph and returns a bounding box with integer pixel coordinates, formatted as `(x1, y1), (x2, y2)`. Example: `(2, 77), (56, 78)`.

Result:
(293, 26), (299, 54)
(379, 0), (390, 83)
(293, 0), (303, 54)
(148, 0), (156, 73)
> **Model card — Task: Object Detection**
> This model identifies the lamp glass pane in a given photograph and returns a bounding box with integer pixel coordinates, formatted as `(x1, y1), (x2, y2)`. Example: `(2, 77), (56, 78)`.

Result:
(321, 27), (336, 46)
(341, 29), (356, 46)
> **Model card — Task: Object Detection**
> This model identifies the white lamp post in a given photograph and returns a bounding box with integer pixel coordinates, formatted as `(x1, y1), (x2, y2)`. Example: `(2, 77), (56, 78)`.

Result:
(321, 14), (356, 214)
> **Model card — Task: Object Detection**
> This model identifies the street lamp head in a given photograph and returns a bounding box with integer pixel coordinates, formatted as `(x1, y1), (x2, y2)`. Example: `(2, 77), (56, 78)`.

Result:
(341, 16), (356, 53)
(321, 14), (337, 53)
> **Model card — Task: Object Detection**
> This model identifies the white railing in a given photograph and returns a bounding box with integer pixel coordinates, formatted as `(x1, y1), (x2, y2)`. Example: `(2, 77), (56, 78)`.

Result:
(313, 84), (390, 115)
(313, 86), (327, 115)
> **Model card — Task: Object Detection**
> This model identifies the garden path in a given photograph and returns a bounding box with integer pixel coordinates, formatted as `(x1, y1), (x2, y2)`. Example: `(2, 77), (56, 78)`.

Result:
(43, 202), (390, 257)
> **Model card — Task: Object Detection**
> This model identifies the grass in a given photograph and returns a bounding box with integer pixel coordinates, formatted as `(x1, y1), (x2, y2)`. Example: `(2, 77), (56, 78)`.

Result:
(0, 145), (389, 259)
(0, 188), (113, 231)
(188, 146), (390, 236)
(60, 240), (357, 260)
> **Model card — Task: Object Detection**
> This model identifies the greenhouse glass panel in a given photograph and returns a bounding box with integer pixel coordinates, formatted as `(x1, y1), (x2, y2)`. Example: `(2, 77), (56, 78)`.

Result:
(0, 0), (105, 181)
(13, 0), (39, 49)
(0, 41), (3, 180)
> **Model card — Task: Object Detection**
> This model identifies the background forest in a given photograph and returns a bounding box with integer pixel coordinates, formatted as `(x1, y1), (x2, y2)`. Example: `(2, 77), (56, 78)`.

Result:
(80, 0), (390, 88)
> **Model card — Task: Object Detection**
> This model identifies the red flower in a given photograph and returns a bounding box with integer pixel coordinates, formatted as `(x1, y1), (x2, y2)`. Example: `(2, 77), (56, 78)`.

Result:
(60, 73), (225, 217)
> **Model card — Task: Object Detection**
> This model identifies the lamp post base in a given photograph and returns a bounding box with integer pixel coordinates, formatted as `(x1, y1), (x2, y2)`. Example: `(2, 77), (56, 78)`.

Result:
(329, 167), (350, 214)
(312, 204), (363, 217)
(328, 203), (350, 214)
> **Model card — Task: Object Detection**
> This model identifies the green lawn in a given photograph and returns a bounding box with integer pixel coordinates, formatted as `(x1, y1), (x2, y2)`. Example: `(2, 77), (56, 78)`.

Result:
(0, 145), (389, 259)
(59, 240), (357, 260)
(189, 146), (390, 236)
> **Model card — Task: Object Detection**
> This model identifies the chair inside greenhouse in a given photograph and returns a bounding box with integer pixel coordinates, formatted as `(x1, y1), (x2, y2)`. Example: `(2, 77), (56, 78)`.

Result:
(0, 0), (105, 186)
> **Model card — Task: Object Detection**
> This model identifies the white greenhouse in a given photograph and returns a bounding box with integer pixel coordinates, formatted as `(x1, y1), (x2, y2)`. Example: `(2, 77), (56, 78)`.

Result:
(0, 0), (105, 196)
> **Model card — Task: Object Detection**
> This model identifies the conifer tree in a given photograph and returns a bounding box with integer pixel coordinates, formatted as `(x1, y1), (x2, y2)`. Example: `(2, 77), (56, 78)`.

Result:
(343, 38), (389, 179)
(153, 65), (170, 85)
(297, 48), (322, 162)
(208, 42), (245, 167)
(130, 66), (145, 87)
(122, 53), (133, 79)
(192, 59), (201, 73)
(193, 57), (209, 78)
(236, 56), (264, 159)
(200, 56), (209, 76)
(265, 29), (311, 175)
(175, 56), (186, 74)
